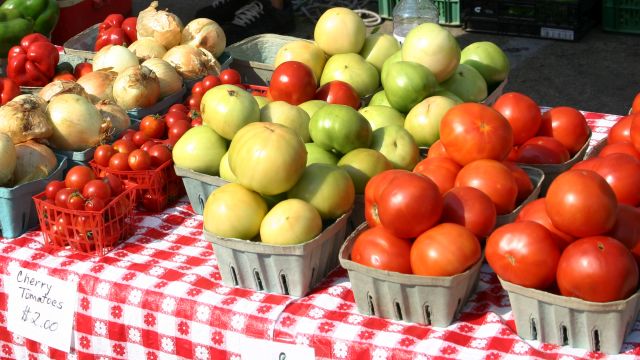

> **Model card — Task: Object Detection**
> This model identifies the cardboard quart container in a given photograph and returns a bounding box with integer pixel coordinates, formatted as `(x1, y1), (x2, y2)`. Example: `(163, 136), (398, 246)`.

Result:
(174, 166), (229, 215)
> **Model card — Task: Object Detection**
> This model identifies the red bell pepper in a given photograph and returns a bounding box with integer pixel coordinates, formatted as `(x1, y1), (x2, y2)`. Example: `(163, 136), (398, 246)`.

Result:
(95, 14), (137, 51)
(98, 14), (124, 33)
(0, 77), (20, 105)
(122, 17), (137, 43)
(7, 33), (59, 87)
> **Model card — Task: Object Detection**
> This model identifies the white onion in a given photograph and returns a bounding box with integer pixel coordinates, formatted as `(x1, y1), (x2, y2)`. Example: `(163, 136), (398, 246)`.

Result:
(39, 80), (90, 102)
(141, 58), (183, 98)
(0, 133), (16, 186)
(95, 99), (132, 137)
(77, 70), (118, 102)
(93, 45), (139, 73)
(162, 44), (221, 80)
(137, 1), (183, 50)
(112, 65), (161, 110)
(46, 94), (109, 151)
(128, 38), (167, 62)
(0, 95), (52, 144)
(13, 140), (57, 185)
(181, 18), (226, 58)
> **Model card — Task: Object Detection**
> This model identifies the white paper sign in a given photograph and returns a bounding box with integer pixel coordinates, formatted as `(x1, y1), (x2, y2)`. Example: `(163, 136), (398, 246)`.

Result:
(6, 267), (78, 352)
(240, 337), (315, 360)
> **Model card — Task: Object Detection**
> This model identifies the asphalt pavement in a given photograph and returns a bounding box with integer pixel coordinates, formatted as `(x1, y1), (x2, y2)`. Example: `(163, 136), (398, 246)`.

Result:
(133, 0), (639, 115)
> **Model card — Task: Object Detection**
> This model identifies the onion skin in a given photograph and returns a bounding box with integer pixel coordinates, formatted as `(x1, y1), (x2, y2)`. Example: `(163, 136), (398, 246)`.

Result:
(77, 70), (118, 102)
(47, 94), (108, 151)
(128, 38), (167, 62)
(137, 1), (184, 50)
(162, 44), (221, 80)
(39, 81), (90, 102)
(13, 140), (57, 185)
(93, 45), (140, 73)
(0, 133), (16, 186)
(181, 18), (226, 58)
(141, 58), (183, 98)
(112, 65), (161, 110)
(0, 95), (52, 144)
(95, 99), (132, 138)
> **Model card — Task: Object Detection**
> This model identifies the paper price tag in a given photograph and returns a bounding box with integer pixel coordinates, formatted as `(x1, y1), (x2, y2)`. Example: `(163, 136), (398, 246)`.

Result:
(239, 337), (315, 360)
(6, 267), (78, 352)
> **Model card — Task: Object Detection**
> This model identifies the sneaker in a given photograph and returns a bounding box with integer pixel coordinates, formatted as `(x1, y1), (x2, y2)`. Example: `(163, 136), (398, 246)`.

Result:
(222, 0), (295, 45)
(194, 0), (251, 24)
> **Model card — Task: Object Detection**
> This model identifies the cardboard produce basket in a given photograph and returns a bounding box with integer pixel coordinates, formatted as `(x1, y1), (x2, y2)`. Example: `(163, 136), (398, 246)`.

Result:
(495, 165), (545, 227)
(174, 166), (229, 215)
(203, 211), (351, 297)
(500, 278), (640, 354)
(339, 223), (483, 327)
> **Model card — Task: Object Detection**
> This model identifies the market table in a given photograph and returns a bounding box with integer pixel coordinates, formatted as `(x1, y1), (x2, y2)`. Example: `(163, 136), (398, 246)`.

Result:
(0, 111), (636, 360)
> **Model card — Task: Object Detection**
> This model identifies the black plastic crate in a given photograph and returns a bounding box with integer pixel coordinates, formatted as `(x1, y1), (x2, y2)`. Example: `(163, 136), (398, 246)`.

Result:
(463, 0), (600, 41)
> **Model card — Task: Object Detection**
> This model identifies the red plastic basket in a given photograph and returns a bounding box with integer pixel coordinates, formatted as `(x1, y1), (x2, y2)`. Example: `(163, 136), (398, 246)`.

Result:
(89, 159), (184, 212)
(247, 84), (268, 97)
(33, 185), (137, 256)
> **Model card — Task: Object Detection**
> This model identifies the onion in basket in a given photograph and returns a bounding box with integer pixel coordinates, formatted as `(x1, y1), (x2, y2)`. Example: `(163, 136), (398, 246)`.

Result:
(137, 1), (184, 50)
(46, 94), (110, 151)
(93, 44), (139, 73)
(0, 94), (52, 144)
(95, 99), (131, 137)
(112, 65), (161, 110)
(76, 70), (118, 102)
(162, 44), (221, 80)
(0, 133), (16, 186)
(141, 58), (183, 98)
(13, 140), (57, 186)
(181, 18), (226, 58)
(39, 80), (91, 102)
(129, 37), (167, 62)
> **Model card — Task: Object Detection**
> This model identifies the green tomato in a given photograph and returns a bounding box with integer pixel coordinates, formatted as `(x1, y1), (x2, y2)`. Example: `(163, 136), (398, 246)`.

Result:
(382, 61), (438, 113)
(309, 104), (372, 155)
(461, 41), (510, 86)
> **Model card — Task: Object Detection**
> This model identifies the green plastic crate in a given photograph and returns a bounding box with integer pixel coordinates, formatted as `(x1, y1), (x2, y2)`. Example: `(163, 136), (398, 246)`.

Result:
(378, 0), (461, 25)
(603, 0), (640, 34)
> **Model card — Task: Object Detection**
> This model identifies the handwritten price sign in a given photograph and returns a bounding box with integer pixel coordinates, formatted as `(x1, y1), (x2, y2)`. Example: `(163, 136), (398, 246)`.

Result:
(6, 267), (78, 352)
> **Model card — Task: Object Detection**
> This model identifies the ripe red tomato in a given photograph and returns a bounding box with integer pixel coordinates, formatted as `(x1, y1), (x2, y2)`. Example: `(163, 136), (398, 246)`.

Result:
(148, 144), (172, 167)
(84, 196), (106, 212)
(439, 103), (513, 166)
(83, 179), (112, 199)
(538, 106), (590, 155)
(426, 140), (450, 159)
(557, 236), (638, 302)
(410, 223), (481, 276)
(629, 114), (640, 153)
(168, 120), (190, 143)
(66, 192), (85, 210)
(503, 161), (534, 203)
(112, 139), (137, 155)
(515, 136), (570, 164)
(599, 142), (640, 160)
(364, 169), (406, 227)
(94, 144), (116, 167)
(139, 115), (166, 139)
(516, 198), (575, 249)
(440, 186), (496, 238)
(314, 80), (360, 109)
(168, 103), (189, 114)
(608, 204), (640, 250)
(219, 69), (242, 85)
(492, 92), (541, 145)
(545, 169), (618, 237)
(608, 115), (632, 144)
(350, 226), (413, 274)
(506, 147), (518, 161)
(119, 128), (136, 143)
(55, 188), (75, 208)
(191, 118), (203, 127)
(140, 140), (156, 153)
(455, 159), (518, 215)
(65, 166), (95, 190)
(412, 157), (461, 194)
(128, 149), (152, 171)
(191, 81), (206, 98)
(202, 75), (221, 90)
(268, 61), (317, 105)
(121, 16), (137, 42)
(45, 180), (66, 200)
(571, 157), (601, 171)
(102, 173), (123, 196)
(142, 191), (168, 212)
(187, 95), (201, 111)
(590, 153), (640, 206)
(373, 170), (443, 239)
(165, 111), (190, 128)
(132, 131), (150, 147)
(486, 221), (561, 289)
(109, 153), (130, 171)
(53, 72), (76, 82)
(632, 92), (640, 114)
(74, 62), (93, 79)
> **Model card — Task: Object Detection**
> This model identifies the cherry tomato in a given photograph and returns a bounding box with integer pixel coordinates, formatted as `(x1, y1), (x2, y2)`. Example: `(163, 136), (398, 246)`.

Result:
(128, 149), (152, 171)
(410, 223), (481, 276)
(165, 111), (190, 128)
(268, 61), (316, 105)
(219, 69), (242, 85)
(599, 142), (640, 160)
(557, 236), (638, 302)
(65, 166), (96, 190)
(84, 197), (106, 212)
(168, 120), (190, 143)
(148, 144), (172, 167)
(455, 159), (518, 215)
(66, 192), (85, 210)
(82, 179), (112, 199)
(132, 131), (150, 147)
(350, 226), (413, 274)
(608, 115), (632, 145)
(142, 192), (168, 212)
(314, 80), (360, 110)
(140, 140), (157, 153)
(412, 157), (461, 195)
(486, 221), (561, 290)
(492, 92), (541, 145)
(440, 186), (496, 238)
(45, 180), (66, 200)
(55, 188), (75, 208)
(191, 118), (203, 127)
(74, 62), (93, 79)
(121, 16), (137, 42)
(53, 72), (76, 82)
(94, 144), (116, 167)
(516, 136), (570, 164)
(187, 95), (201, 111)
(516, 198), (575, 250)
(102, 173), (124, 196)
(109, 153), (130, 171)
(191, 81), (206, 98)
(168, 103), (189, 114)
(112, 139), (137, 155)
(139, 115), (166, 139)
(119, 129), (136, 143)
(538, 106), (590, 155)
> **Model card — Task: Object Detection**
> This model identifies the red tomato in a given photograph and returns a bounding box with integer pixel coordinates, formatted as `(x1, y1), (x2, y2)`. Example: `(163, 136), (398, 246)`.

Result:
(82, 179), (112, 199)
(66, 192), (85, 210)
(102, 173), (123, 196)
(109, 153), (130, 171)
(590, 153), (640, 206)
(202, 75), (221, 90)
(119, 128), (136, 143)
(503, 161), (534, 203)
(440, 187), (496, 238)
(94, 144), (116, 167)
(373, 171), (443, 239)
(74, 62), (93, 79)
(439, 103), (513, 166)
(571, 157), (601, 171)
(148, 144), (172, 167)
(168, 120), (190, 143)
(486, 221), (561, 289)
(139, 115), (166, 139)
(608, 204), (640, 249)
(410, 223), (481, 276)
(191, 118), (203, 127)
(608, 115), (632, 144)
(492, 92), (541, 145)
(187, 95), (201, 111)
(0, 77), (20, 105)
(413, 157), (461, 195)
(168, 103), (189, 114)
(516, 136), (570, 164)
(65, 166), (95, 190)
(132, 131), (150, 147)
(599, 142), (640, 160)
(53, 72), (76, 82)
(112, 139), (137, 155)
(55, 188), (75, 208)
(632, 92), (640, 114)
(363, 169), (407, 227)
(350, 226), (413, 274)
(142, 191), (168, 212)
(191, 81), (206, 98)
(629, 114), (640, 153)
(128, 149), (152, 171)
(545, 169), (618, 237)
(140, 140), (156, 153)
(84, 196), (106, 212)
(455, 159), (518, 215)
(165, 111), (190, 128)
(121, 16), (137, 42)
(516, 198), (575, 249)
(557, 236), (638, 302)
(506, 147), (518, 161)
(219, 69), (241, 85)
(426, 140), (450, 159)
(45, 180), (66, 200)
(538, 106), (590, 155)
(268, 61), (317, 105)
(314, 80), (360, 109)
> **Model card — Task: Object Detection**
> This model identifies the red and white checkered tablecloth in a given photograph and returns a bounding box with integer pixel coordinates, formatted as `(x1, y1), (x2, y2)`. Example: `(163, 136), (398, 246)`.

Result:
(0, 111), (636, 360)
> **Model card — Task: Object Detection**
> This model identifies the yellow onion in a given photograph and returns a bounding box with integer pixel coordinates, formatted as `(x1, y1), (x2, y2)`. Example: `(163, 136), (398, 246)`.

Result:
(0, 95), (52, 144)
(0, 133), (16, 186)
(93, 45), (139, 73)
(142, 58), (183, 98)
(47, 94), (110, 151)
(112, 65), (161, 110)
(39, 80), (90, 102)
(95, 99), (132, 138)
(181, 18), (226, 58)
(162, 44), (221, 80)
(13, 140), (58, 185)
(77, 70), (118, 102)
(137, 1), (183, 50)
(128, 38), (167, 62)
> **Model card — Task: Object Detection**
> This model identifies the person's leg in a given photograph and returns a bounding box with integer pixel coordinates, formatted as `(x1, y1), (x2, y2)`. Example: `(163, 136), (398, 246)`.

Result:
(222, 0), (295, 45)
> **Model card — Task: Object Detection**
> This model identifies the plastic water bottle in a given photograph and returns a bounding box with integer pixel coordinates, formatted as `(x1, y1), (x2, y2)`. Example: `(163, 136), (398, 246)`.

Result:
(393, 0), (440, 43)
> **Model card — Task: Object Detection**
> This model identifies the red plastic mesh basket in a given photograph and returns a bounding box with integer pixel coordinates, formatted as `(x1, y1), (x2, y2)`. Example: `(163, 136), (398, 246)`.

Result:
(33, 186), (137, 256)
(247, 84), (268, 97)
(89, 159), (184, 212)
